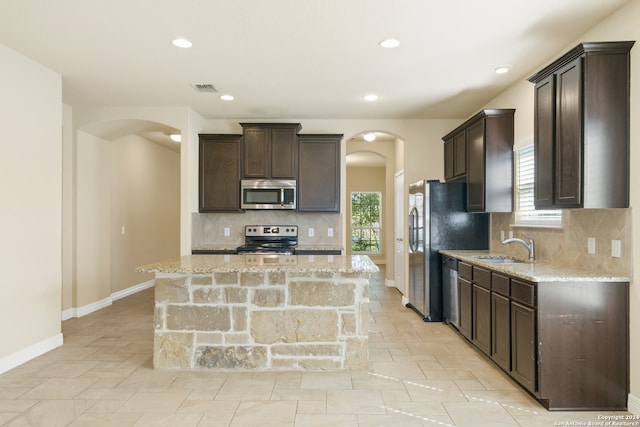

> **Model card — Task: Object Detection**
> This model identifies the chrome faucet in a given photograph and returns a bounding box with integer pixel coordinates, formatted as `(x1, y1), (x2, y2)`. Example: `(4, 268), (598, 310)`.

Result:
(502, 233), (535, 261)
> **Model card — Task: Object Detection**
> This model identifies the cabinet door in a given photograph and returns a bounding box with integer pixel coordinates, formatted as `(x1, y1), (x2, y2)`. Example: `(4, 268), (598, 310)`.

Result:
(511, 301), (536, 394)
(555, 58), (583, 208)
(242, 127), (269, 178)
(472, 284), (491, 355)
(491, 292), (510, 371)
(199, 135), (242, 212)
(458, 277), (473, 340)
(444, 138), (454, 181)
(298, 135), (341, 212)
(534, 75), (556, 208)
(453, 130), (467, 177)
(466, 119), (485, 212)
(270, 127), (298, 179)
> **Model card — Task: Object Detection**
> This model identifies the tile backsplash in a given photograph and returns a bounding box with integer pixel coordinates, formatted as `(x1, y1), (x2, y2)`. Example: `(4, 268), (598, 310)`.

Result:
(491, 209), (631, 277)
(192, 212), (342, 248)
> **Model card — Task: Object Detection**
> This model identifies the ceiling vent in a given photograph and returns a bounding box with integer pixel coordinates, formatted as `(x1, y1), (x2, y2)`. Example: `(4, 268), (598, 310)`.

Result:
(191, 84), (218, 93)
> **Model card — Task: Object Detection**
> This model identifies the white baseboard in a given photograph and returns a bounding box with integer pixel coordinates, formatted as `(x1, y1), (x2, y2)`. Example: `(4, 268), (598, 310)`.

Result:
(111, 279), (154, 301)
(61, 279), (154, 321)
(629, 393), (640, 415)
(0, 333), (63, 375)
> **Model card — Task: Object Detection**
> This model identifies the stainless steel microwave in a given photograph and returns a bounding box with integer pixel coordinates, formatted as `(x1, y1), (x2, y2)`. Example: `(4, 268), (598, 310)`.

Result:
(241, 179), (296, 210)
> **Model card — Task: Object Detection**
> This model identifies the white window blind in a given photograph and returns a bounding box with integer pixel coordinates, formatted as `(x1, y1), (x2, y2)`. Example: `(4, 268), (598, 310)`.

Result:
(514, 145), (562, 227)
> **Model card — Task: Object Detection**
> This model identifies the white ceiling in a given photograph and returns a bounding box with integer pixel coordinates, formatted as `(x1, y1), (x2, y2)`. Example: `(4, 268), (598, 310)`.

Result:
(0, 0), (630, 122)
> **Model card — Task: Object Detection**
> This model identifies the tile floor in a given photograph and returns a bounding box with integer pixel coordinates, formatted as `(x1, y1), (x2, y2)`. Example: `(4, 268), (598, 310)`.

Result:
(0, 267), (631, 426)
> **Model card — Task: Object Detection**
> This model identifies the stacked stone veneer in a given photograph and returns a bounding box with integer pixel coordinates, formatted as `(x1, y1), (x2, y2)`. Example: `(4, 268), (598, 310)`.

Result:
(153, 270), (370, 371)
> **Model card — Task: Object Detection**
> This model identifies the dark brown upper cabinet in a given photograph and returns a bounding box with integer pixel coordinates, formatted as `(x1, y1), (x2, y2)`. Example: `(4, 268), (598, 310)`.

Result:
(443, 109), (515, 213)
(444, 130), (467, 181)
(528, 41), (634, 209)
(297, 134), (342, 212)
(240, 123), (301, 179)
(198, 134), (242, 212)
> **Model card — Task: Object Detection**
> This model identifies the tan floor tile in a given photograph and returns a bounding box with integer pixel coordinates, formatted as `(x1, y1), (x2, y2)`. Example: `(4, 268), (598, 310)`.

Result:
(272, 388), (325, 401)
(294, 414), (358, 427)
(326, 389), (386, 415)
(68, 412), (142, 426)
(130, 413), (202, 426)
(116, 369), (178, 390)
(21, 377), (98, 399)
(370, 361), (426, 380)
(357, 413), (425, 426)
(177, 399), (240, 414)
(215, 378), (276, 400)
(296, 400), (326, 414)
(3, 399), (91, 427)
(444, 401), (520, 426)
(300, 372), (352, 390)
(230, 400), (297, 427)
(118, 390), (190, 413)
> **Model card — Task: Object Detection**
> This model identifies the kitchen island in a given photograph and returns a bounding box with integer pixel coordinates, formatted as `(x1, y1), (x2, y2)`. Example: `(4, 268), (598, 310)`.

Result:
(137, 254), (378, 371)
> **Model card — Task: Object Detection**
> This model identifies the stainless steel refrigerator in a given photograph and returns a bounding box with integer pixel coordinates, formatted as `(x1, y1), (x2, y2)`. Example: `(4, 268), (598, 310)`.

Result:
(408, 180), (489, 321)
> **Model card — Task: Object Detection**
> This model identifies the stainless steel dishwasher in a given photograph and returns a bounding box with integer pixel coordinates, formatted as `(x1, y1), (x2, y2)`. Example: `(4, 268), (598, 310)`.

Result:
(442, 255), (459, 329)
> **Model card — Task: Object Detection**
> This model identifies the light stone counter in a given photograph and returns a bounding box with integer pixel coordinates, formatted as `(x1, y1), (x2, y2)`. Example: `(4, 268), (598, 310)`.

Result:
(440, 250), (630, 282)
(138, 255), (378, 371)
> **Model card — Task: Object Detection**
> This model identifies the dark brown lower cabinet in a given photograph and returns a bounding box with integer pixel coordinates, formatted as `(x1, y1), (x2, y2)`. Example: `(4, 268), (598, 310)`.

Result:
(491, 292), (510, 371)
(472, 285), (491, 354)
(447, 257), (629, 411)
(458, 277), (472, 340)
(510, 301), (536, 394)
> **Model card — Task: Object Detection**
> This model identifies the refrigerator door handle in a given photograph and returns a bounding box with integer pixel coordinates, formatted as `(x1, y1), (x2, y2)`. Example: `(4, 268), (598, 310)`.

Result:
(409, 207), (419, 252)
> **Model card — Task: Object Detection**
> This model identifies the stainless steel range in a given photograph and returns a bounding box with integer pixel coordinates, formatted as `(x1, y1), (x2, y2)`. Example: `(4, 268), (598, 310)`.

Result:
(236, 225), (298, 254)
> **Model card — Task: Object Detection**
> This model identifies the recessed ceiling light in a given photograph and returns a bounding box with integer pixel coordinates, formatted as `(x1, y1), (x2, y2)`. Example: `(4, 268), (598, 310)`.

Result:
(363, 133), (376, 142)
(494, 65), (511, 74)
(363, 94), (379, 102)
(169, 134), (181, 143)
(379, 39), (400, 49)
(220, 94), (234, 101)
(172, 38), (192, 48)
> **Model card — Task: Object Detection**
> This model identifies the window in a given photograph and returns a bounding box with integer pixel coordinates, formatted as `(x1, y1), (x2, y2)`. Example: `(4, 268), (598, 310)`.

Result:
(350, 192), (382, 254)
(514, 144), (562, 227)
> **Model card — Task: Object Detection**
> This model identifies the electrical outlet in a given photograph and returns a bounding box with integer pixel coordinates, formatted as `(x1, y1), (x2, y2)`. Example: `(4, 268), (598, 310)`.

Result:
(121, 226), (126, 235)
(224, 227), (230, 237)
(508, 230), (513, 239)
(500, 230), (505, 241)
(328, 228), (333, 237)
(587, 237), (596, 254)
(611, 240), (622, 258)
(308, 227), (314, 237)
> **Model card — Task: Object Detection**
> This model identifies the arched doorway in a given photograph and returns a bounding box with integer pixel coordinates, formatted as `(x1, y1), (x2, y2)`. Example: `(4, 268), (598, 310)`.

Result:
(63, 119), (181, 318)
(346, 131), (405, 294)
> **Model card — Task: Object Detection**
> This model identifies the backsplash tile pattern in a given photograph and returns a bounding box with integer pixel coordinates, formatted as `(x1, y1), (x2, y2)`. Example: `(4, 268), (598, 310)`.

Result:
(491, 209), (631, 277)
(192, 212), (342, 248)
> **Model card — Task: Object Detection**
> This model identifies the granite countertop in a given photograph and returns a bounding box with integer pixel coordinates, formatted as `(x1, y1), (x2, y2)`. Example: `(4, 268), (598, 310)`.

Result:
(440, 250), (630, 283)
(138, 254), (379, 274)
(192, 245), (240, 251)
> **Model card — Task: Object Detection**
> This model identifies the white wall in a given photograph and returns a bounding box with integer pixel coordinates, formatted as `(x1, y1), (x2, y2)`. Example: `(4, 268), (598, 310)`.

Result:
(0, 44), (62, 372)
(482, 0), (640, 410)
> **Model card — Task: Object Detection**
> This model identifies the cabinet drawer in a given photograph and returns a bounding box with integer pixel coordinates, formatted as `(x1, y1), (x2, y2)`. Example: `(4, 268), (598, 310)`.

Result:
(511, 279), (535, 307)
(492, 273), (510, 296)
(473, 266), (491, 289)
(458, 262), (473, 280)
